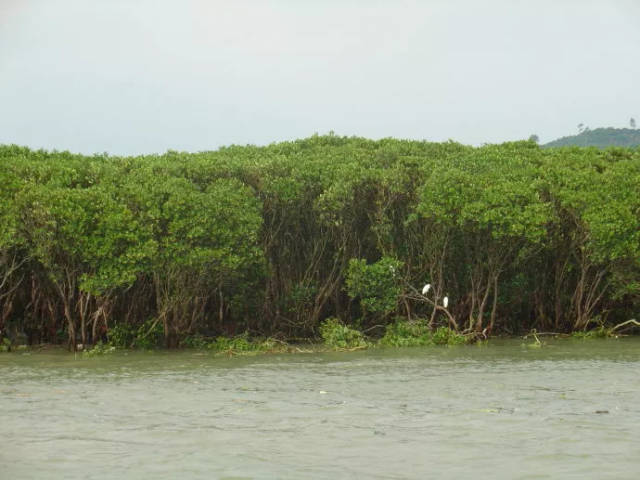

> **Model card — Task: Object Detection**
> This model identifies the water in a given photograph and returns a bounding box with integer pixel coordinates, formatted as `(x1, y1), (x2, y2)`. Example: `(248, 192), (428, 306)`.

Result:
(1, 339), (639, 479)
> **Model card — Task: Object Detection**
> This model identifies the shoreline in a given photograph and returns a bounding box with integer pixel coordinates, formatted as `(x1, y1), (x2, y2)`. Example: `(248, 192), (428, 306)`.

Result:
(2, 331), (634, 358)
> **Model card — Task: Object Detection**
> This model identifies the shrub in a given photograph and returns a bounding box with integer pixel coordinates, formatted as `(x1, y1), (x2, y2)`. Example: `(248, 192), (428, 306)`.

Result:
(107, 323), (136, 348)
(379, 320), (466, 347)
(182, 334), (209, 349)
(345, 257), (403, 315)
(319, 317), (368, 349)
(108, 319), (163, 349)
(134, 319), (164, 349)
(208, 333), (282, 355)
(211, 333), (254, 352)
(83, 341), (116, 356)
(432, 326), (467, 345)
(380, 319), (432, 347)
(571, 325), (612, 339)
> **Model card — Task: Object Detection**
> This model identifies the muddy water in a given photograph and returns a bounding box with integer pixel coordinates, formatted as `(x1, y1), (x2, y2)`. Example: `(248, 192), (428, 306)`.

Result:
(1, 338), (639, 479)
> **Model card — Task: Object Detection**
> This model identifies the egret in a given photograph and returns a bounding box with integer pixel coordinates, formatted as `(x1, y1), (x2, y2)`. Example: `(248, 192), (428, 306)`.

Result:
(422, 284), (431, 295)
(443, 296), (449, 308)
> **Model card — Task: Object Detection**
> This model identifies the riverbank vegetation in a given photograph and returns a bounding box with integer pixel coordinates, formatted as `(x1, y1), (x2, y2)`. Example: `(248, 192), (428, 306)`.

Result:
(1, 135), (639, 350)
(78, 319), (469, 356)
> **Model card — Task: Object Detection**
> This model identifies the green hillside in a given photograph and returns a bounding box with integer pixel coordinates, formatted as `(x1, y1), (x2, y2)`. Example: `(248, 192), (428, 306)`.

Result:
(544, 127), (640, 148)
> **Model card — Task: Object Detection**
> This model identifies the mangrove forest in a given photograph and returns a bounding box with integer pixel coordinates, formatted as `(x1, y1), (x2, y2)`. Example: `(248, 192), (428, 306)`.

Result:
(1, 135), (639, 349)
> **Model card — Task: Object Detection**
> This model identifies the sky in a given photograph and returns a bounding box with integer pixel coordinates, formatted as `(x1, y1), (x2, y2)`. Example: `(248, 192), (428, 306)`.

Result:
(1, 0), (639, 155)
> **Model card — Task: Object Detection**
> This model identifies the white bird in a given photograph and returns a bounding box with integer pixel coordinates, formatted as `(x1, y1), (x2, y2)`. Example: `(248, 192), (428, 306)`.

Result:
(422, 284), (431, 295)
(443, 296), (449, 308)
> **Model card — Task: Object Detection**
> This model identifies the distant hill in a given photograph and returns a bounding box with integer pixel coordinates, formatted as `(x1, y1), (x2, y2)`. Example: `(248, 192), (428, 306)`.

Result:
(543, 127), (640, 148)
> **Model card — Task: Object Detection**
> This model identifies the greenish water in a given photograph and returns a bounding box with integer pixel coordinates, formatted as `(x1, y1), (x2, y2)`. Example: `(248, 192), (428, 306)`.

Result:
(2, 339), (640, 479)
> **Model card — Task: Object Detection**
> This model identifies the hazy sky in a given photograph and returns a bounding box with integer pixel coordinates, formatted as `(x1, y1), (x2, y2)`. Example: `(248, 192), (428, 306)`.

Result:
(1, 0), (639, 154)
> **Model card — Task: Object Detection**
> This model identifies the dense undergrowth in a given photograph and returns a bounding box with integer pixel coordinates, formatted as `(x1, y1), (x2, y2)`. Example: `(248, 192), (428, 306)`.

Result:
(0, 319), (627, 356)
(1, 135), (639, 350)
(82, 319), (470, 356)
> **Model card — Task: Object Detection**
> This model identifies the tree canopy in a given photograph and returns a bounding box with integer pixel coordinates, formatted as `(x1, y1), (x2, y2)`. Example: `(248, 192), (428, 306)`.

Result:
(1, 137), (638, 348)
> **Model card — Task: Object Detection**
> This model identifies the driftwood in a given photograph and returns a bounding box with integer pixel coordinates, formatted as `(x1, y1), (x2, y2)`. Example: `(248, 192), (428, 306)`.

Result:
(611, 319), (640, 332)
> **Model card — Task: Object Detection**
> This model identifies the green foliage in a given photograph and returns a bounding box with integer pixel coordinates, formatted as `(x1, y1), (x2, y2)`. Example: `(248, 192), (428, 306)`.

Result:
(431, 326), (467, 345)
(319, 317), (368, 349)
(1, 136), (639, 348)
(133, 319), (164, 349)
(182, 334), (209, 349)
(380, 320), (432, 347)
(544, 127), (640, 148)
(571, 326), (613, 339)
(210, 333), (254, 352)
(107, 320), (163, 349)
(83, 341), (116, 356)
(175, 332), (283, 353)
(208, 333), (280, 355)
(345, 257), (403, 315)
(380, 320), (466, 347)
(107, 324), (136, 348)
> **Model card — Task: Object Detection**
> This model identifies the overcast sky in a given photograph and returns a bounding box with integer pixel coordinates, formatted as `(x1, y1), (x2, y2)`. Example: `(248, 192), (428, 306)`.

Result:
(1, 0), (639, 155)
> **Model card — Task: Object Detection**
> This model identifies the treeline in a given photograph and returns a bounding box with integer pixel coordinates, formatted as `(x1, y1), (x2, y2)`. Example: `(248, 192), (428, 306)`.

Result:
(1, 136), (639, 349)
(544, 127), (640, 148)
